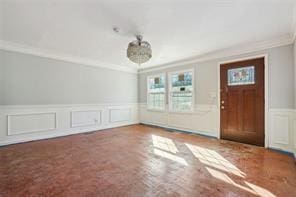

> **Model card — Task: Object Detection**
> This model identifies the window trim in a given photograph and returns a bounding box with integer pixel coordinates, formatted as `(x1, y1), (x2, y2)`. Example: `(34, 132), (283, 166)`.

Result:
(168, 68), (194, 112)
(146, 73), (166, 112)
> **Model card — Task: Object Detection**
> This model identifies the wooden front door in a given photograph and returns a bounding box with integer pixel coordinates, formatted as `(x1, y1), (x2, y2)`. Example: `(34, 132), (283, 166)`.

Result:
(220, 58), (264, 146)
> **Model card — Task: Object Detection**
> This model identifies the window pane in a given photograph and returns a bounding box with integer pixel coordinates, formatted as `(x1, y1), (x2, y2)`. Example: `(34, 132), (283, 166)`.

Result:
(149, 75), (165, 93)
(170, 70), (193, 111)
(228, 66), (255, 86)
(171, 92), (192, 111)
(148, 93), (165, 110)
(147, 74), (165, 110)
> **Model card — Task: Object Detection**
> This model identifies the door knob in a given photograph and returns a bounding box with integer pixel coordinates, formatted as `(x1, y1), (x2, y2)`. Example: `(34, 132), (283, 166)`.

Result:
(221, 106), (225, 109)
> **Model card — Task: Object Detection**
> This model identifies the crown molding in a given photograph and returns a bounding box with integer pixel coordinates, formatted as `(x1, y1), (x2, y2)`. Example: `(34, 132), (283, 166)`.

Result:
(0, 40), (138, 74)
(1, 33), (293, 75)
(138, 34), (294, 74)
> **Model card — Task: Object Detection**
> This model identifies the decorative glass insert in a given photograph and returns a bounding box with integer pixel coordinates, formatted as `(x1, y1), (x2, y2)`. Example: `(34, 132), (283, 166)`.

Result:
(172, 72), (193, 89)
(170, 71), (193, 111)
(147, 75), (165, 110)
(148, 76), (165, 93)
(228, 66), (255, 86)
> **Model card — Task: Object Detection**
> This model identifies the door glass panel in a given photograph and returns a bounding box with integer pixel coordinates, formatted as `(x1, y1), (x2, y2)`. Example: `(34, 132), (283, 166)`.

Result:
(228, 66), (255, 86)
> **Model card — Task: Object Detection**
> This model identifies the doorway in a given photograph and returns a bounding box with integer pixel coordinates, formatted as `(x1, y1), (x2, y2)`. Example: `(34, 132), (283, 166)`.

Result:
(220, 58), (265, 146)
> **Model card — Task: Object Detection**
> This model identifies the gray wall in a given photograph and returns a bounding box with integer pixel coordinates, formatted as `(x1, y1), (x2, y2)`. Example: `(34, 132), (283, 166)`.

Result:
(0, 51), (4, 105)
(0, 50), (138, 105)
(139, 44), (295, 108)
(294, 41), (296, 108)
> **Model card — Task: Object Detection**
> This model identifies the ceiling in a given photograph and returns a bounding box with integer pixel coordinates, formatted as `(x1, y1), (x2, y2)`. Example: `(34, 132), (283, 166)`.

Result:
(1, 0), (296, 71)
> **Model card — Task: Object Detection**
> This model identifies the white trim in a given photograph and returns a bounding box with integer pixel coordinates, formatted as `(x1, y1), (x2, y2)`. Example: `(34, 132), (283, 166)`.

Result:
(217, 54), (269, 147)
(138, 34), (292, 74)
(0, 103), (139, 110)
(168, 68), (195, 113)
(1, 35), (293, 75)
(0, 121), (139, 146)
(7, 112), (57, 136)
(108, 108), (131, 123)
(269, 108), (296, 113)
(141, 122), (218, 138)
(0, 103), (139, 146)
(70, 110), (102, 128)
(0, 40), (138, 74)
(146, 73), (166, 111)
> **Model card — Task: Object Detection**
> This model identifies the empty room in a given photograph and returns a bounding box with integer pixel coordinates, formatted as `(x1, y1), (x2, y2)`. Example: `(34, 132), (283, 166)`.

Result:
(1, 0), (296, 196)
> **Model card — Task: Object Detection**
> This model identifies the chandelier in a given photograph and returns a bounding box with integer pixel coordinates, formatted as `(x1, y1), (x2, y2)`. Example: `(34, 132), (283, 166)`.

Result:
(127, 35), (152, 64)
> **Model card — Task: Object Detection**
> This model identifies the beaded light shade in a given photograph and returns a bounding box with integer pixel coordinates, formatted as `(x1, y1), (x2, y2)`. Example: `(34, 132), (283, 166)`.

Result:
(127, 35), (152, 64)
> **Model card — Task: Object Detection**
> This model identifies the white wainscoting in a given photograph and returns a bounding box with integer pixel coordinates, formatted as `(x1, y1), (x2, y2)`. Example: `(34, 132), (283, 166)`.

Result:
(71, 110), (102, 128)
(0, 103), (139, 146)
(269, 109), (296, 154)
(140, 103), (296, 156)
(139, 103), (219, 138)
(109, 108), (131, 123)
(1, 103), (295, 158)
(8, 112), (57, 136)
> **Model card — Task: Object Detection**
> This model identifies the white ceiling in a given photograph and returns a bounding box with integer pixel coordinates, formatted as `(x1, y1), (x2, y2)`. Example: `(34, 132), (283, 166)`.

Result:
(1, 0), (296, 71)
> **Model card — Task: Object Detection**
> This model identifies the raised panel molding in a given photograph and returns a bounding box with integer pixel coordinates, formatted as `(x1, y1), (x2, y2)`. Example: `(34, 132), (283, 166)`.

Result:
(109, 108), (131, 123)
(0, 103), (139, 146)
(1, 104), (295, 157)
(140, 104), (296, 154)
(272, 115), (289, 145)
(71, 110), (102, 128)
(269, 109), (296, 153)
(7, 112), (57, 136)
(168, 113), (193, 130)
(139, 103), (218, 137)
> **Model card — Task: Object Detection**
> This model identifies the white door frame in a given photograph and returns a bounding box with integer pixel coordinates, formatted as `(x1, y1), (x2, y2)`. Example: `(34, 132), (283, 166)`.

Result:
(216, 54), (269, 148)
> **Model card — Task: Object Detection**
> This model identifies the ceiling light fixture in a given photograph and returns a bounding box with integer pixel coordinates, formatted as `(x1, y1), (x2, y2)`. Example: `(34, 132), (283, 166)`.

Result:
(127, 35), (152, 65)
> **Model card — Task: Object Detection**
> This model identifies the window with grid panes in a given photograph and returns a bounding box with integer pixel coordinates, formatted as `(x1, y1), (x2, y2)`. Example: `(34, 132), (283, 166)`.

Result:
(147, 74), (165, 110)
(169, 70), (193, 111)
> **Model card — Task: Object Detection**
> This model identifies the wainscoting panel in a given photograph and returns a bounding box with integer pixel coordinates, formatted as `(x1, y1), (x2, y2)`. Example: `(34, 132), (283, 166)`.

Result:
(140, 104), (296, 155)
(168, 113), (193, 130)
(269, 109), (296, 153)
(139, 103), (219, 137)
(109, 108), (131, 123)
(273, 115), (289, 145)
(71, 110), (101, 128)
(140, 110), (168, 126)
(8, 112), (56, 136)
(0, 103), (139, 146)
(1, 104), (295, 157)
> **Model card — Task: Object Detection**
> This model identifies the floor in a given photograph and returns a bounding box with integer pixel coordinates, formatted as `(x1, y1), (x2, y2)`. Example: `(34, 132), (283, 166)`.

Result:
(0, 125), (295, 197)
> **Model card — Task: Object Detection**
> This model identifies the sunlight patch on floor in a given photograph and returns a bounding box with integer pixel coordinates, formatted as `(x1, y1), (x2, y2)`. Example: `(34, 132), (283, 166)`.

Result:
(185, 143), (245, 177)
(206, 167), (275, 197)
(153, 148), (188, 166)
(152, 134), (178, 154)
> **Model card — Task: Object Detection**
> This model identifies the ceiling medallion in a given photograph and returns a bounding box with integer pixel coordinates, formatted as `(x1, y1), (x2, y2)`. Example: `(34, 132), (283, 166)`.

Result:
(127, 35), (152, 65)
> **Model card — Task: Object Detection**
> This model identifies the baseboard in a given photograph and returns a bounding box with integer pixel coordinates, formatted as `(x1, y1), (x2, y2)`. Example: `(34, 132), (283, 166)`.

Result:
(0, 121), (139, 146)
(141, 122), (218, 138)
(268, 147), (295, 157)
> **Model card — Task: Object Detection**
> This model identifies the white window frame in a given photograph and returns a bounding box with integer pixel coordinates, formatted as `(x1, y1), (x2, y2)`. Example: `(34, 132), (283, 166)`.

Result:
(147, 73), (166, 111)
(168, 69), (194, 113)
